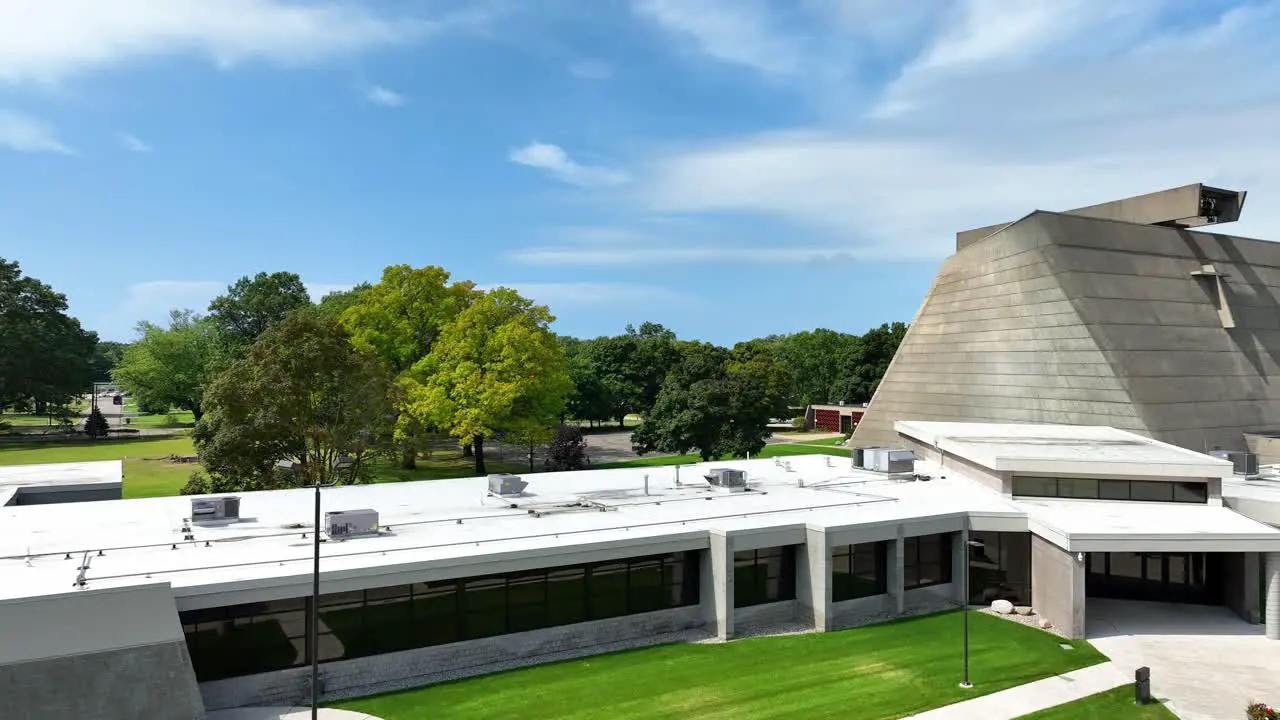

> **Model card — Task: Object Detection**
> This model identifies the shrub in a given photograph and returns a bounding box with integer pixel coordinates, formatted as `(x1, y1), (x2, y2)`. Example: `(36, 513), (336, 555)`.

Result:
(1248, 703), (1280, 720)
(180, 471), (210, 496)
(84, 407), (109, 438)
(544, 424), (589, 471)
(791, 416), (806, 431)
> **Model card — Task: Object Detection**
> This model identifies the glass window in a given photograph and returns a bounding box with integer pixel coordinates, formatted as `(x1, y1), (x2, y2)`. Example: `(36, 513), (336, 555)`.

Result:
(507, 570), (548, 633)
(733, 546), (796, 607)
(462, 577), (507, 639)
(1130, 481), (1173, 503)
(904, 533), (953, 590)
(588, 562), (630, 620)
(412, 581), (459, 646)
(1099, 480), (1130, 500)
(1012, 476), (1057, 497)
(546, 568), (587, 626)
(1173, 483), (1208, 503)
(627, 558), (666, 614)
(832, 542), (886, 601)
(1057, 477), (1098, 499)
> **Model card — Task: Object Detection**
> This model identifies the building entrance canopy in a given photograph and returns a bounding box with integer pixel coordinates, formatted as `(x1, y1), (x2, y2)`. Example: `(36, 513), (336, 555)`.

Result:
(1021, 499), (1280, 553)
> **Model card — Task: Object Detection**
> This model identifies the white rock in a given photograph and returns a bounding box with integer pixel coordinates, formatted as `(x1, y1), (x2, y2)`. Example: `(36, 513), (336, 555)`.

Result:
(1015, 606), (1033, 616)
(991, 599), (1015, 615)
(1038, 618), (1053, 629)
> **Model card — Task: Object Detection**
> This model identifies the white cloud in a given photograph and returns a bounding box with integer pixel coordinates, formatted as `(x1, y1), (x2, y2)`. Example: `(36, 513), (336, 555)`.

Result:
(0, 110), (72, 154)
(306, 282), (354, 302)
(0, 0), (495, 85)
(482, 282), (691, 306)
(508, 244), (879, 266)
(510, 142), (630, 188)
(364, 85), (406, 108)
(632, 0), (803, 76)
(626, 1), (1280, 260)
(568, 59), (615, 80)
(118, 132), (151, 153)
(113, 281), (224, 337)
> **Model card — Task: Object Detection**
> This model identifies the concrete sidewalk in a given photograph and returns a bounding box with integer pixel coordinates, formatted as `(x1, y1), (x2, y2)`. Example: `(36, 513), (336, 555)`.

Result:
(207, 708), (382, 720)
(902, 662), (1128, 720)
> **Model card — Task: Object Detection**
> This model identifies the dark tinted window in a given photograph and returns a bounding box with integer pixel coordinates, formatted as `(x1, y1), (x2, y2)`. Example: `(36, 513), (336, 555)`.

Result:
(733, 546), (796, 608)
(904, 533), (953, 590)
(832, 541), (887, 601)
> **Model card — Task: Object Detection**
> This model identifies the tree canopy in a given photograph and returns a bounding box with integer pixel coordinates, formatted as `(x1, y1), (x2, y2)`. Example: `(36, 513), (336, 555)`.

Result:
(0, 258), (98, 412)
(401, 287), (572, 475)
(206, 271), (312, 351)
(113, 309), (219, 420)
(194, 313), (392, 489)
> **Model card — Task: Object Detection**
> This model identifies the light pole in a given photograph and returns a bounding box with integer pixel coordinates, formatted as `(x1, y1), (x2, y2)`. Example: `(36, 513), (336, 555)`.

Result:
(304, 455), (354, 720)
(961, 518), (984, 690)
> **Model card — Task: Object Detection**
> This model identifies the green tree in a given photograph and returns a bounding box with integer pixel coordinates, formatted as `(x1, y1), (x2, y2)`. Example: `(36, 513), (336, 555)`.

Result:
(206, 271), (312, 352)
(89, 341), (126, 383)
(312, 282), (373, 320)
(0, 258), (98, 412)
(545, 424), (590, 471)
(195, 313), (393, 489)
(84, 406), (109, 438)
(560, 336), (615, 427)
(340, 265), (481, 469)
(113, 310), (219, 421)
(401, 288), (572, 475)
(632, 342), (773, 461)
(583, 322), (680, 426)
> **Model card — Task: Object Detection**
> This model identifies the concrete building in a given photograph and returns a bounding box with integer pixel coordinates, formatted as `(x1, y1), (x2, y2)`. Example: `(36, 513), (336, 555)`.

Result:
(0, 459), (122, 506)
(3, 426), (1280, 719)
(851, 183), (1280, 455)
(805, 403), (867, 433)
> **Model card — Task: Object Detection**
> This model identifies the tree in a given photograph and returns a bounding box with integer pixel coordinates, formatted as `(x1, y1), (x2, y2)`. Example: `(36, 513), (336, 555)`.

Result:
(582, 322), (680, 426)
(312, 282), (373, 320)
(89, 341), (126, 383)
(560, 336), (614, 426)
(0, 258), (98, 412)
(401, 288), (572, 475)
(195, 313), (393, 489)
(340, 265), (481, 469)
(729, 338), (793, 418)
(113, 310), (218, 421)
(632, 343), (773, 461)
(84, 406), (109, 438)
(545, 424), (589, 471)
(206, 271), (312, 351)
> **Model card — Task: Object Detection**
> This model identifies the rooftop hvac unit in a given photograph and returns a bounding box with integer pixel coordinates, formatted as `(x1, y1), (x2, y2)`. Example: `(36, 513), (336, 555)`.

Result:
(191, 496), (240, 522)
(861, 447), (886, 471)
(704, 468), (748, 489)
(852, 447), (866, 468)
(326, 509), (379, 539)
(868, 449), (915, 474)
(488, 473), (528, 497)
(1225, 451), (1259, 476)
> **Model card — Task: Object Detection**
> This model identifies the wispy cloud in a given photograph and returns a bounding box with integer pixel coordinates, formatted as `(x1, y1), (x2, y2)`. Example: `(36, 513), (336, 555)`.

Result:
(508, 244), (884, 266)
(482, 282), (692, 306)
(117, 132), (152, 153)
(0, 110), (72, 154)
(364, 84), (406, 107)
(0, 0), (500, 85)
(510, 142), (630, 188)
(625, 1), (1280, 260)
(632, 0), (802, 76)
(568, 59), (614, 80)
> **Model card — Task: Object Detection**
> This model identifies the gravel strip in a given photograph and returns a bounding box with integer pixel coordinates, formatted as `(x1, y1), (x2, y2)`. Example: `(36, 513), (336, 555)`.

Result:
(978, 607), (1070, 639)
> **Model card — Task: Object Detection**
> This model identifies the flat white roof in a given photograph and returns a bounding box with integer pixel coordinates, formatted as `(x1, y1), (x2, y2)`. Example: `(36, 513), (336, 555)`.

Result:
(0, 455), (1016, 604)
(0, 460), (123, 489)
(1021, 498), (1280, 552)
(895, 421), (1232, 478)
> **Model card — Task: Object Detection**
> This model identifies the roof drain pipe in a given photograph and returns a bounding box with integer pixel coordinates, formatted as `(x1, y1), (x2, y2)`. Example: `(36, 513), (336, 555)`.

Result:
(644, 474), (650, 496)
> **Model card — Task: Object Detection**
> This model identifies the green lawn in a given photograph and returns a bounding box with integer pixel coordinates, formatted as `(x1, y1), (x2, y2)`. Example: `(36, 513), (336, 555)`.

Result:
(126, 410), (197, 429)
(594, 442), (849, 469)
(792, 436), (849, 447)
(0, 413), (70, 427)
(1013, 685), (1178, 720)
(331, 611), (1105, 720)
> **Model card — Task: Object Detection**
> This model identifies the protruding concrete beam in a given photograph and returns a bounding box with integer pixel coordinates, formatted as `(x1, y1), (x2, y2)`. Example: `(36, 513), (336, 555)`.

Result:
(956, 183), (1248, 251)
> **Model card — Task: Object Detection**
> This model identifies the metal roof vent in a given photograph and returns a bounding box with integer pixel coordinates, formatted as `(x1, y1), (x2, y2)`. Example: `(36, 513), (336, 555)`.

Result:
(488, 473), (528, 497)
(704, 468), (748, 492)
(191, 496), (240, 523)
(326, 509), (379, 540)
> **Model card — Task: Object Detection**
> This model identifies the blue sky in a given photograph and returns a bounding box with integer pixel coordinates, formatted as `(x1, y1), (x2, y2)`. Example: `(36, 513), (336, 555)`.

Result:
(2, 0), (1279, 345)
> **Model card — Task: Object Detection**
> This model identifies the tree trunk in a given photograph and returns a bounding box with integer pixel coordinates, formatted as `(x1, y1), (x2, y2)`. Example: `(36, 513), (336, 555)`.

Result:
(191, 406), (204, 422)
(618, 415), (626, 429)
(527, 443), (535, 472)
(473, 435), (487, 475)
(399, 443), (417, 470)
(462, 442), (473, 458)
(35, 398), (47, 415)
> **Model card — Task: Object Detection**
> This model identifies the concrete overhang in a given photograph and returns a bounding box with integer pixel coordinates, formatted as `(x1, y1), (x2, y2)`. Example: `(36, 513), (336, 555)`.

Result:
(1023, 499), (1280, 553)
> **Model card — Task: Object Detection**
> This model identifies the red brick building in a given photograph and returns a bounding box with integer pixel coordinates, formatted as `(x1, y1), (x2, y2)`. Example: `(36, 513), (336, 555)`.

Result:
(806, 403), (867, 433)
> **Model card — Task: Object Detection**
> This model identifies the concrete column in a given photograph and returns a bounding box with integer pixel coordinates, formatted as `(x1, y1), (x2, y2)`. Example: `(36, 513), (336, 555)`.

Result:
(702, 532), (734, 640)
(801, 528), (831, 631)
(889, 529), (905, 615)
(1266, 552), (1280, 641)
(1031, 536), (1086, 639)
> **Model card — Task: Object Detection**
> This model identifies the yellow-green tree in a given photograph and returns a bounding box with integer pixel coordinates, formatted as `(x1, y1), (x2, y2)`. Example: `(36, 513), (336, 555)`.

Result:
(401, 287), (572, 475)
(340, 265), (480, 468)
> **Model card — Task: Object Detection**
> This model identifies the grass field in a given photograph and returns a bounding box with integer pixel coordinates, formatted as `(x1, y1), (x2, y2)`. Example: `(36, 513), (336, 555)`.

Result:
(331, 611), (1106, 720)
(1013, 685), (1178, 720)
(126, 410), (197, 429)
(0, 413), (68, 427)
(594, 442), (849, 469)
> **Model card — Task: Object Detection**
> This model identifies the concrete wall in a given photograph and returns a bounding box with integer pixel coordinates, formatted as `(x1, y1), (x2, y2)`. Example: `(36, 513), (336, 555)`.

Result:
(12, 486), (122, 505)
(201, 605), (705, 710)
(855, 209), (1280, 454)
(1224, 552), (1262, 624)
(1031, 535), (1086, 639)
(0, 583), (204, 720)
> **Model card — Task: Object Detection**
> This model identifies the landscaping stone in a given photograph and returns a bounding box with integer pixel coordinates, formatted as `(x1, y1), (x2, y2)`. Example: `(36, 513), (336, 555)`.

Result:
(1014, 606), (1033, 616)
(991, 599), (1014, 614)
(1039, 619), (1053, 629)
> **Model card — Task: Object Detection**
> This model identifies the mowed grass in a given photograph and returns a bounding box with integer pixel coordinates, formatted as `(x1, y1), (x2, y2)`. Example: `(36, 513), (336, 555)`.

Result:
(594, 442), (849, 469)
(0, 435), (199, 499)
(127, 410), (197, 429)
(1013, 685), (1178, 720)
(0, 413), (68, 427)
(332, 611), (1105, 720)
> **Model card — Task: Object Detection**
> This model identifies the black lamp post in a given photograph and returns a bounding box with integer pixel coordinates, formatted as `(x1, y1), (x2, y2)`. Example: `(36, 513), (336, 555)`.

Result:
(302, 455), (353, 719)
(960, 518), (985, 690)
